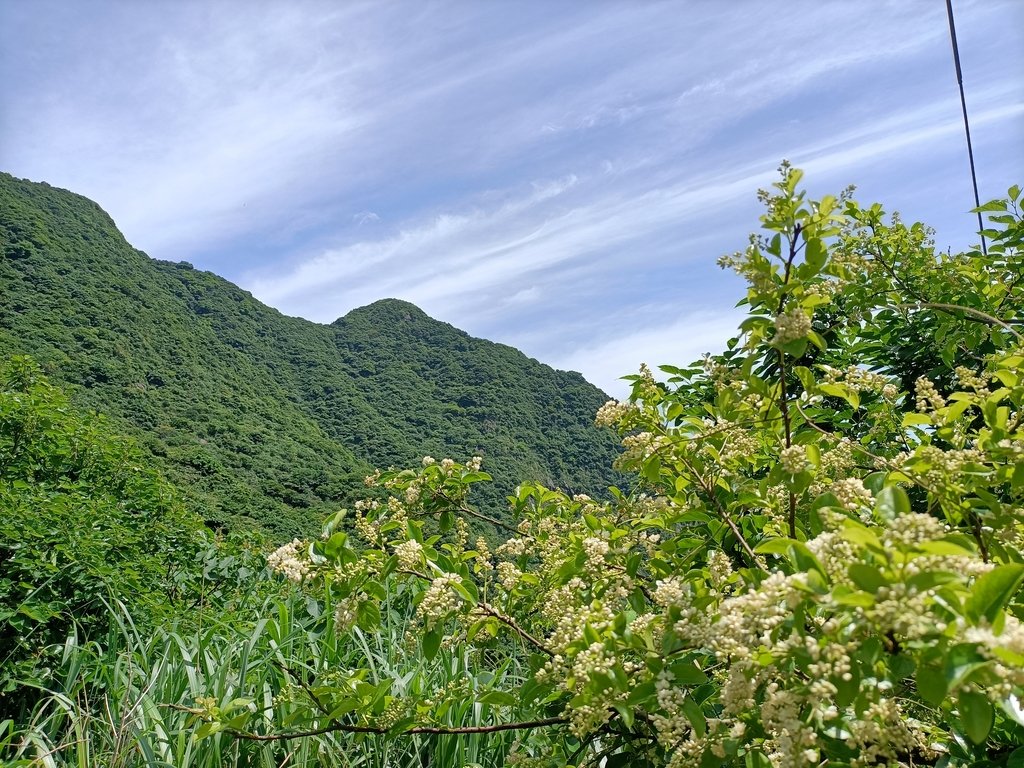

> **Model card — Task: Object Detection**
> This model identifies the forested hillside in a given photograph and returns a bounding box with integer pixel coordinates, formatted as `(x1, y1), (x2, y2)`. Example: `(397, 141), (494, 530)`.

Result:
(0, 172), (622, 537)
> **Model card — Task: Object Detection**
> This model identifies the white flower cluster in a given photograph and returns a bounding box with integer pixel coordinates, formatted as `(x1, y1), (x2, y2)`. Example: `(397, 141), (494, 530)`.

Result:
(353, 501), (382, 545)
(844, 698), (929, 765)
(963, 616), (1024, 696)
(915, 445), (986, 489)
(374, 697), (408, 730)
(636, 530), (662, 556)
(706, 550), (733, 591)
(773, 308), (812, 344)
(804, 279), (840, 302)
(404, 483), (421, 505)
(868, 583), (942, 640)
(496, 561), (520, 591)
(333, 595), (360, 634)
(653, 576), (689, 608)
(674, 571), (802, 661)
(761, 682), (818, 768)
(266, 539), (309, 583)
(544, 591), (615, 657)
(954, 365), (992, 394)
(914, 376), (946, 412)
(703, 419), (761, 466)
(809, 439), (857, 496)
(719, 660), (760, 716)
(567, 642), (620, 737)
(820, 364), (894, 394)
(779, 444), (808, 474)
(881, 512), (946, 548)
(474, 536), (492, 566)
(416, 574), (462, 626)
(393, 539), (423, 570)
(702, 354), (736, 387)
(652, 670), (690, 747)
(805, 531), (858, 582)
(618, 431), (670, 464)
(582, 536), (609, 574)
(717, 245), (774, 293)
(830, 477), (873, 513)
(496, 537), (528, 558)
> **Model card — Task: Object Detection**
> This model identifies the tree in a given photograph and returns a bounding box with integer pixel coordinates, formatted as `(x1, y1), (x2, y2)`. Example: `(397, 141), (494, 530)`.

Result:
(197, 168), (1024, 767)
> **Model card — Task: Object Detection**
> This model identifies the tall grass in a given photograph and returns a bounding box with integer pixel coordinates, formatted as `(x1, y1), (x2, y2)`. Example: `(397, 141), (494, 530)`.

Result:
(2, 591), (526, 767)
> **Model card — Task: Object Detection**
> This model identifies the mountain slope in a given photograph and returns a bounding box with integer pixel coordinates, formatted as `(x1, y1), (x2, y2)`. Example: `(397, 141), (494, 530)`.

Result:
(0, 172), (622, 537)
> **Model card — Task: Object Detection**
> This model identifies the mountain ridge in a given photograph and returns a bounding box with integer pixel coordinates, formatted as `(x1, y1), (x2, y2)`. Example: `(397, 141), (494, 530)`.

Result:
(0, 172), (623, 537)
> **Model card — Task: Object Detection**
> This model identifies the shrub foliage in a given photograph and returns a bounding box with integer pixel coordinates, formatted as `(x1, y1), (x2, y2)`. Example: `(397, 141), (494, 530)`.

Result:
(0, 357), (211, 703)
(202, 169), (1024, 767)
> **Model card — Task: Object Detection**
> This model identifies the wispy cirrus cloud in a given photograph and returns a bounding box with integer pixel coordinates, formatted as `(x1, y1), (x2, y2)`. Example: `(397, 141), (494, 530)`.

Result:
(1, 0), (1021, 393)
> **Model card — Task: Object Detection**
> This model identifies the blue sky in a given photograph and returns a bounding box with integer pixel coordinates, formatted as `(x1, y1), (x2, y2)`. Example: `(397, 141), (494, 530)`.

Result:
(2, 1), (1022, 397)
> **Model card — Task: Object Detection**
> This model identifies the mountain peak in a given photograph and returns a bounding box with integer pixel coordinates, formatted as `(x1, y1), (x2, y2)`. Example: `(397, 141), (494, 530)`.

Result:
(337, 298), (429, 324)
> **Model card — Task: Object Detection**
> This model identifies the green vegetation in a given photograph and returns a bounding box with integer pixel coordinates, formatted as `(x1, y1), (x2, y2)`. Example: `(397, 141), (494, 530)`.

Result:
(2, 592), (523, 767)
(3, 168), (1024, 767)
(0, 357), (262, 712)
(0, 357), (190, 693)
(0, 171), (621, 538)
(199, 171), (1024, 765)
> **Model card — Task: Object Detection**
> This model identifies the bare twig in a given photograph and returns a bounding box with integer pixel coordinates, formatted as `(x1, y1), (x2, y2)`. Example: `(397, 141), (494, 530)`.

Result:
(169, 704), (568, 741)
(476, 602), (554, 657)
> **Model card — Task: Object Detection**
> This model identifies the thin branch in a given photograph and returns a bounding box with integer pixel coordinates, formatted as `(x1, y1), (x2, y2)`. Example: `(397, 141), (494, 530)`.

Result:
(170, 704), (568, 741)
(476, 601), (554, 656)
(434, 490), (526, 536)
(777, 350), (798, 538)
(897, 302), (1022, 341)
(777, 227), (801, 538)
(676, 453), (759, 565)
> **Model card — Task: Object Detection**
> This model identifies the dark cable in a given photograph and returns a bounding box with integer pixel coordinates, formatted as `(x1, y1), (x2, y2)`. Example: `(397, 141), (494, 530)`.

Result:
(945, 0), (987, 255)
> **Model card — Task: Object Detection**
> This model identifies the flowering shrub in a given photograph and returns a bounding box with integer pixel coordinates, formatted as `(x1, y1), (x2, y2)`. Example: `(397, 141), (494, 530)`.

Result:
(204, 168), (1024, 767)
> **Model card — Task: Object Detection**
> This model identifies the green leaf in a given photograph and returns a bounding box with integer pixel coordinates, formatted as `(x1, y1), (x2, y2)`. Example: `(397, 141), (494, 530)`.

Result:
(357, 600), (381, 631)
(193, 721), (223, 740)
(477, 690), (518, 707)
(668, 660), (708, 686)
(958, 689), (994, 745)
(848, 563), (887, 593)
(439, 510), (454, 532)
(449, 577), (478, 603)
(902, 412), (933, 427)
(820, 382), (858, 409)
(916, 663), (947, 707)
(643, 455), (662, 483)
(794, 366), (816, 394)
(807, 330), (827, 352)
(966, 563), (1024, 624)
(873, 485), (910, 521)
(804, 237), (826, 272)
(422, 629), (442, 661)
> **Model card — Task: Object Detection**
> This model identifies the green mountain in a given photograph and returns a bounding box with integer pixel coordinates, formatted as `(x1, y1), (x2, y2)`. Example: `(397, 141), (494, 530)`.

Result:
(0, 172), (622, 538)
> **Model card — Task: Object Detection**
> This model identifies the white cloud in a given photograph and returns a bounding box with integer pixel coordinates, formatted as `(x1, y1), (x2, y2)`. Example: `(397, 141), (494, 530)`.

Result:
(1, 0), (1020, 392)
(554, 309), (745, 399)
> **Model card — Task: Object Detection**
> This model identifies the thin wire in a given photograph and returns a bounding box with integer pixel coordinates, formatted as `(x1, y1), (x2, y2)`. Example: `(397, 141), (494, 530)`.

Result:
(945, 0), (987, 255)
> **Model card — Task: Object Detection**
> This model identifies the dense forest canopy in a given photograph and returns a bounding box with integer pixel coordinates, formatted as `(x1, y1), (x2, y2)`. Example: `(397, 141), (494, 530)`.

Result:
(0, 172), (622, 539)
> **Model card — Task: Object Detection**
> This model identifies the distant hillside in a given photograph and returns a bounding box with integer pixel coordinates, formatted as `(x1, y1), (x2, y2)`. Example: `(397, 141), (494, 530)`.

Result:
(0, 172), (623, 538)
